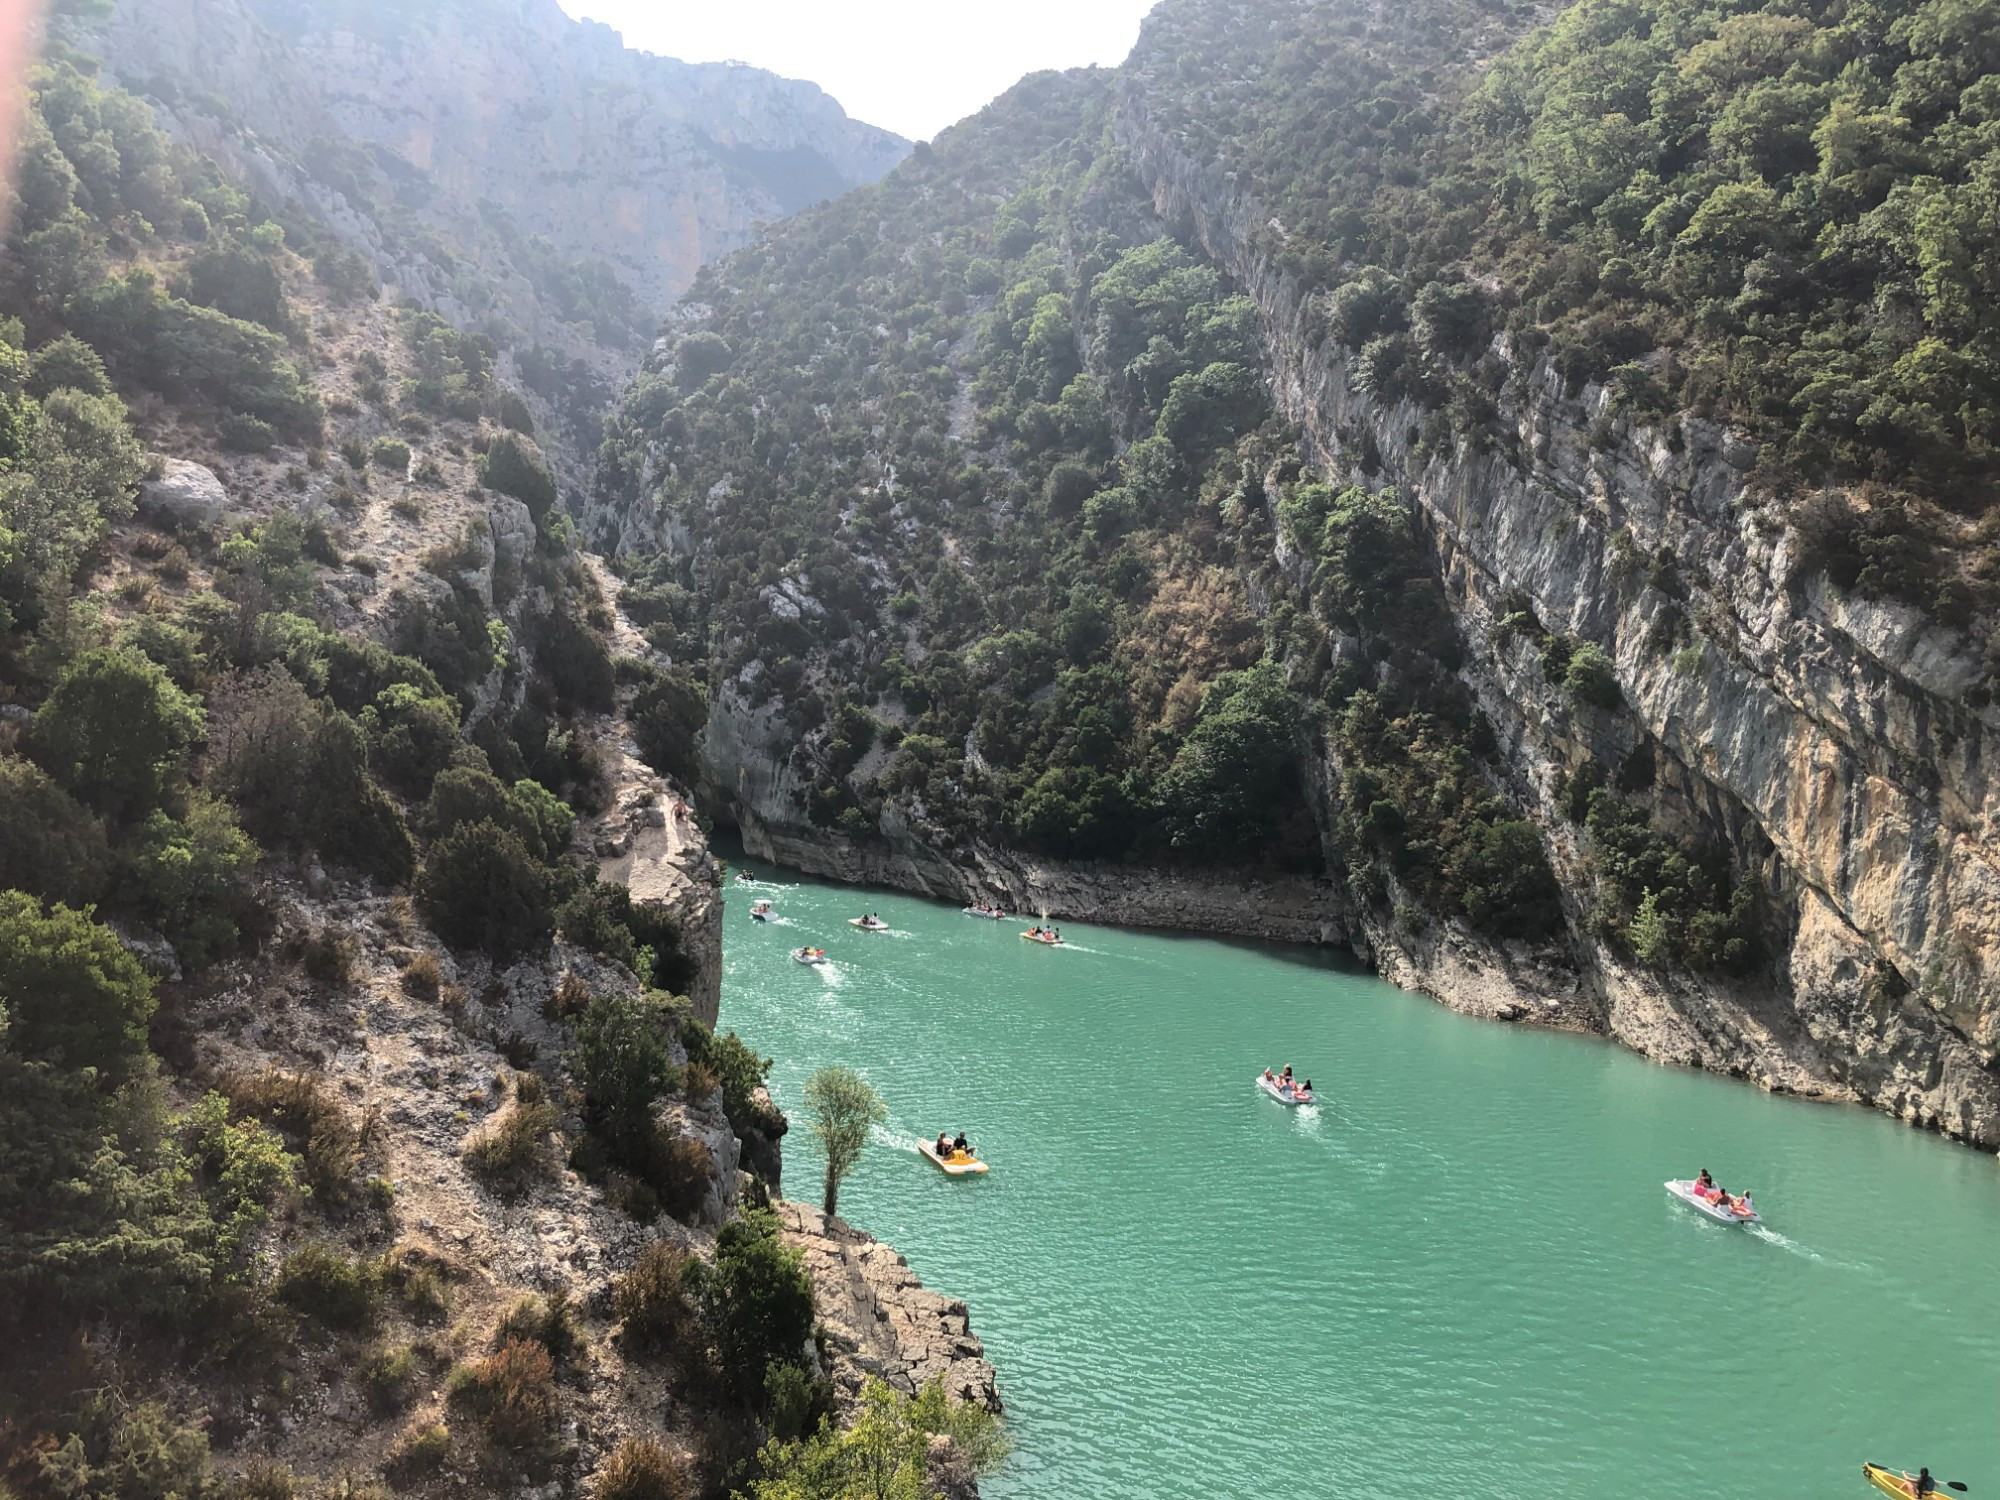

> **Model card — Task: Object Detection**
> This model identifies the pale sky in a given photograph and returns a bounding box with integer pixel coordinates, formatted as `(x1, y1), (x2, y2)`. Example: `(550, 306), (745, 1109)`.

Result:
(557, 0), (1158, 141)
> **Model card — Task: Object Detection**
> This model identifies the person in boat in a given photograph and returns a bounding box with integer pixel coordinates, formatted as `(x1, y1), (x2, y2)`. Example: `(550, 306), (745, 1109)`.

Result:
(1263, 1067), (1277, 1085)
(952, 1131), (971, 1158)
(1695, 1169), (1715, 1193)
(1915, 1467), (1937, 1496)
(1731, 1191), (1754, 1216)
(1301, 1078), (1313, 1096)
(935, 1131), (952, 1158)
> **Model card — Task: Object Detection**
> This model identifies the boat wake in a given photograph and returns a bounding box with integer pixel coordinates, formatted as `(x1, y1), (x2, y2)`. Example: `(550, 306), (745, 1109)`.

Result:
(1746, 1224), (1821, 1260)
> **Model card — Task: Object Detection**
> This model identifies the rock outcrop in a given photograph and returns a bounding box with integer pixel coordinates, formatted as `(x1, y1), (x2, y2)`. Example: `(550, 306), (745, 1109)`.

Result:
(775, 1201), (1002, 1415)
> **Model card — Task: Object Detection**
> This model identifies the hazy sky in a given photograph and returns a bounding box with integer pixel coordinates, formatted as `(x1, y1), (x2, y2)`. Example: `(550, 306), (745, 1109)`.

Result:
(557, 0), (1157, 141)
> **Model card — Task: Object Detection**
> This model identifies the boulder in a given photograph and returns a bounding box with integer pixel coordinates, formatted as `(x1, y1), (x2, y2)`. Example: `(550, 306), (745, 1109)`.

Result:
(138, 458), (230, 526)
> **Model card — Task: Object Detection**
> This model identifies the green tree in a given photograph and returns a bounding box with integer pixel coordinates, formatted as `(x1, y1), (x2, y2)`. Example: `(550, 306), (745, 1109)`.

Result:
(630, 666), (708, 786)
(0, 891), (155, 1077)
(415, 820), (553, 959)
(33, 647), (204, 823)
(801, 1065), (885, 1217)
(0, 387), (145, 611)
(570, 989), (681, 1148)
(1155, 663), (1301, 857)
(700, 1209), (816, 1406)
(362, 682), (462, 798)
(1563, 642), (1620, 710)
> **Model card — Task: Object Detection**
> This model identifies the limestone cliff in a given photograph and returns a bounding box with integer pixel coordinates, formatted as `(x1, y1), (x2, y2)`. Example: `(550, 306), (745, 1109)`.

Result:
(1112, 95), (2000, 1147)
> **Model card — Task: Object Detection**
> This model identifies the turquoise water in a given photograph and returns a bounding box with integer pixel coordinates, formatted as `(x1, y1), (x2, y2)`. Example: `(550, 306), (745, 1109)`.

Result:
(720, 868), (2000, 1499)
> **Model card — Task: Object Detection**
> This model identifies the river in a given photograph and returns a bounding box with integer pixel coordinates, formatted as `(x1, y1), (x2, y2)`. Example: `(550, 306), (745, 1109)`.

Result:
(719, 866), (2000, 1499)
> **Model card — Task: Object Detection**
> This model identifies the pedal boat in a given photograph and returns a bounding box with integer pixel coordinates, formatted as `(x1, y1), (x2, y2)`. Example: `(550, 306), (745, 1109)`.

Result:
(792, 947), (826, 966)
(918, 1141), (990, 1176)
(1665, 1179), (1761, 1224)
(1256, 1074), (1315, 1106)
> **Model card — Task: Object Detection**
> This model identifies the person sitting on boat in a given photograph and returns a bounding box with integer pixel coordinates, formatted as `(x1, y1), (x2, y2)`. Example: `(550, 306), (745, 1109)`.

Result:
(1263, 1068), (1277, 1085)
(1730, 1192), (1754, 1216)
(935, 1132), (952, 1158)
(1300, 1078), (1313, 1096)
(1915, 1467), (1937, 1496)
(1695, 1169), (1715, 1193)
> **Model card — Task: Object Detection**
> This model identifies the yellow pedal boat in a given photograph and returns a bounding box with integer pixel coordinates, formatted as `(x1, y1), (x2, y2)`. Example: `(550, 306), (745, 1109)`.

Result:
(918, 1140), (989, 1176)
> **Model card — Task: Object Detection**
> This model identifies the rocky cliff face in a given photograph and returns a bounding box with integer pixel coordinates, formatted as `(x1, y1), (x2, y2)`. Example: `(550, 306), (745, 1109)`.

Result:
(1114, 98), (2000, 1146)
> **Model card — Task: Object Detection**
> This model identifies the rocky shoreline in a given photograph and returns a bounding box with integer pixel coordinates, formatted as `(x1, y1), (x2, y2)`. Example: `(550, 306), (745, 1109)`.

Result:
(776, 1201), (1002, 1416)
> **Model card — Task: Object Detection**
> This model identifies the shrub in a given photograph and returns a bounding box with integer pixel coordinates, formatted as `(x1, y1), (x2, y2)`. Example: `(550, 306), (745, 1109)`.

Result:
(35, 1394), (212, 1500)
(224, 1070), (362, 1206)
(701, 1210), (816, 1406)
(571, 990), (681, 1146)
(401, 951), (443, 1001)
(0, 892), (155, 1077)
(1563, 642), (1621, 711)
(494, 1289), (578, 1363)
(275, 1241), (380, 1331)
(385, 1422), (451, 1479)
(1448, 819), (1564, 939)
(33, 647), (204, 823)
(557, 880), (688, 985)
(592, 1438), (692, 1500)
(358, 1342), (420, 1414)
(476, 432), (557, 522)
(301, 928), (357, 984)
(447, 1337), (557, 1453)
(613, 1241), (697, 1354)
(462, 1097), (559, 1195)
(371, 437), (411, 473)
(230, 1461), (296, 1500)
(0, 754), (112, 905)
(126, 794), (260, 969)
(362, 684), (462, 798)
(26, 333), (110, 399)
(219, 413), (277, 452)
(415, 820), (555, 959)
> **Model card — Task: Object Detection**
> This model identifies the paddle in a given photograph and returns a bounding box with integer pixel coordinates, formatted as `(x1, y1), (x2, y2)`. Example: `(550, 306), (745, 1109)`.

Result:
(1869, 1465), (1969, 1494)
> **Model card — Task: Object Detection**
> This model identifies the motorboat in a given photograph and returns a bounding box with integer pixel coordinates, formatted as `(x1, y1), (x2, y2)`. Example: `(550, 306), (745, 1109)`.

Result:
(1256, 1074), (1315, 1106)
(962, 905), (1008, 920)
(849, 916), (890, 931)
(1665, 1179), (1761, 1225)
(792, 947), (827, 966)
(750, 901), (773, 921)
(918, 1140), (989, 1176)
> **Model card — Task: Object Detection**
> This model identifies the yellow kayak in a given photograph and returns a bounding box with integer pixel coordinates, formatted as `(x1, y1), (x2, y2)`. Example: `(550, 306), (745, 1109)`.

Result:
(918, 1141), (989, 1176)
(1865, 1463), (1946, 1498)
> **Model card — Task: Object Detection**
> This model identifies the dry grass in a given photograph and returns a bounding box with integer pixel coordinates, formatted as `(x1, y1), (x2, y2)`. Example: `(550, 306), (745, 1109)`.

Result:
(462, 1097), (559, 1196)
(612, 1242), (696, 1354)
(446, 1338), (556, 1453)
(400, 951), (442, 1001)
(592, 1438), (693, 1500)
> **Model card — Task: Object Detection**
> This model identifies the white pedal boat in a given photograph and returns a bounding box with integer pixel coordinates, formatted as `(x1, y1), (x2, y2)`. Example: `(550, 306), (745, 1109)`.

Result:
(750, 901), (773, 921)
(792, 947), (827, 965)
(918, 1140), (989, 1176)
(1665, 1179), (1760, 1224)
(848, 917), (890, 931)
(962, 906), (1009, 920)
(1256, 1075), (1315, 1106)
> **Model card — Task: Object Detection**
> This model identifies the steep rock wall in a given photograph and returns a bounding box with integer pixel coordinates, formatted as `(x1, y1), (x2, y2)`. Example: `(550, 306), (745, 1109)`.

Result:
(1116, 96), (2000, 1146)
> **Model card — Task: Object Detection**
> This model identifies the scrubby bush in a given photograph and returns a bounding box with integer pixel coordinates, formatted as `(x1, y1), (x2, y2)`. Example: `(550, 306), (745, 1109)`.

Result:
(1563, 642), (1621, 711)
(358, 1342), (421, 1414)
(613, 1241), (698, 1354)
(385, 1421), (451, 1478)
(571, 990), (681, 1145)
(593, 1438), (693, 1500)
(415, 820), (555, 959)
(557, 880), (690, 987)
(26, 333), (110, 398)
(447, 1338), (556, 1453)
(223, 1069), (362, 1207)
(462, 1096), (559, 1195)
(370, 437), (411, 473)
(35, 1394), (213, 1500)
(275, 1241), (380, 1331)
(401, 951), (443, 1001)
(493, 1289), (578, 1364)
(125, 793), (259, 969)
